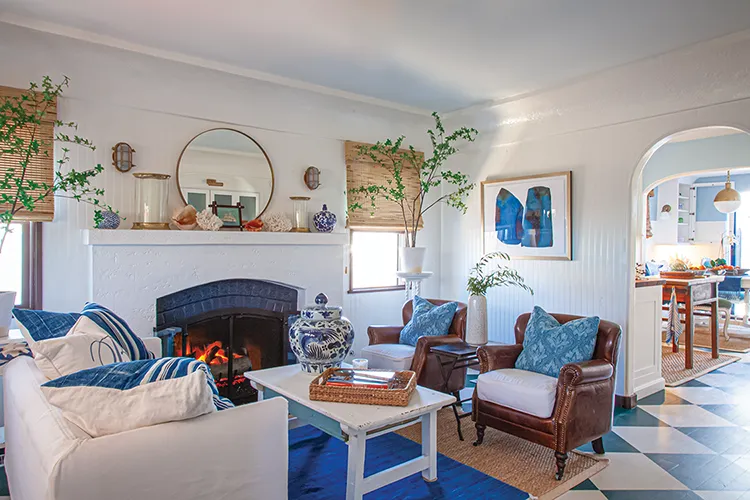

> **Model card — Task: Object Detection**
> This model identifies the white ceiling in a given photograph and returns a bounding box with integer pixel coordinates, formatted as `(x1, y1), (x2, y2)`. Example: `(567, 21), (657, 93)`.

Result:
(3, 0), (750, 113)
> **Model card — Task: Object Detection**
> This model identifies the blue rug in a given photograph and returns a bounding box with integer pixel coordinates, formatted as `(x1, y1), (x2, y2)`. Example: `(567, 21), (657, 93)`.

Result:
(289, 425), (528, 499)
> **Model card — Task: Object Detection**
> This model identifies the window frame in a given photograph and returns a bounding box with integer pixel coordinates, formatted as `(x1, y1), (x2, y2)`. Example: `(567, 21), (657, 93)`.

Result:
(4, 222), (42, 310)
(347, 229), (406, 294)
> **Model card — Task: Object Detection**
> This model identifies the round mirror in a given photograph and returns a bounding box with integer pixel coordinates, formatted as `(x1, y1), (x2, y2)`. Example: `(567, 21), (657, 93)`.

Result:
(177, 128), (274, 224)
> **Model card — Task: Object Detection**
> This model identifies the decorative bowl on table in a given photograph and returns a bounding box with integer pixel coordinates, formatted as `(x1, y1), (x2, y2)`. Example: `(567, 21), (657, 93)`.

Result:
(660, 271), (697, 279)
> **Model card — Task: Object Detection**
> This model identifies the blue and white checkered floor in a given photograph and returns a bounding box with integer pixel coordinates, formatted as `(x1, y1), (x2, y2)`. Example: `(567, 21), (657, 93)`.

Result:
(561, 350), (750, 499)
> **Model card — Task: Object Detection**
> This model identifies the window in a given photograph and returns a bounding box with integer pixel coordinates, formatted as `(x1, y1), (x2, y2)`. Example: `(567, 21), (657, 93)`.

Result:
(349, 231), (404, 292)
(0, 223), (41, 309)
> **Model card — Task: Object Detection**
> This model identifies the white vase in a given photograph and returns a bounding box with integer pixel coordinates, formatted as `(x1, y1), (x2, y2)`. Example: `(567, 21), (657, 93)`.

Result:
(0, 291), (16, 338)
(400, 247), (427, 273)
(466, 294), (488, 346)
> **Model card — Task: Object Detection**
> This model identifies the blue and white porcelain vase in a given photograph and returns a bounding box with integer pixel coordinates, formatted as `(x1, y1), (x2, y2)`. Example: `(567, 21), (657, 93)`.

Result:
(98, 210), (121, 230)
(289, 293), (354, 374)
(312, 204), (337, 233)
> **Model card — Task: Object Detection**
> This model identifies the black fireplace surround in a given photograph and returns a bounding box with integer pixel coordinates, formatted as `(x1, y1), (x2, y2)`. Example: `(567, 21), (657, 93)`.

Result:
(155, 279), (298, 405)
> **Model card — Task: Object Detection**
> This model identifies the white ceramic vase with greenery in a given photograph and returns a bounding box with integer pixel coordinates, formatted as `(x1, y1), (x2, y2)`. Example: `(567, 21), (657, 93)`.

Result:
(465, 252), (533, 346)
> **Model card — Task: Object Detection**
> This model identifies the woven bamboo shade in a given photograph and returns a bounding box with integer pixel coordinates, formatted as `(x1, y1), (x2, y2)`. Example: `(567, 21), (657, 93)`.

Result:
(0, 85), (57, 222)
(345, 140), (424, 231)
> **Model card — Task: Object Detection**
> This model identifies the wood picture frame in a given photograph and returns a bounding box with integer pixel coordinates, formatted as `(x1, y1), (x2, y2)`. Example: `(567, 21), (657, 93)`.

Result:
(481, 171), (572, 260)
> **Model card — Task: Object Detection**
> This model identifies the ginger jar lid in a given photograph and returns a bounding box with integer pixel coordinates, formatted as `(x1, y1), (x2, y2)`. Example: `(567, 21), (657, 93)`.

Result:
(300, 293), (342, 320)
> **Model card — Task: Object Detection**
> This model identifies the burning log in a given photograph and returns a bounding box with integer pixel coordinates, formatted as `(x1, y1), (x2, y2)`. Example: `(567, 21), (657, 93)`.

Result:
(203, 344), (221, 365)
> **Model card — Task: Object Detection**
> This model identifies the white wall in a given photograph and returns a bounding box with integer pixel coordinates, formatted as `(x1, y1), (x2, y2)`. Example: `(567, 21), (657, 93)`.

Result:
(0, 23), (442, 357)
(440, 29), (750, 396)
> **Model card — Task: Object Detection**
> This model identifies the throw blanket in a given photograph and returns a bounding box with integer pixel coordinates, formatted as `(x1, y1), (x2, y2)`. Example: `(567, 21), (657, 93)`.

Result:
(665, 287), (683, 346)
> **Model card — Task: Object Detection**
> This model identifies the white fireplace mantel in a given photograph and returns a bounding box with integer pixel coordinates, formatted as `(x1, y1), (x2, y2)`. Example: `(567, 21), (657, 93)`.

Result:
(81, 229), (347, 337)
(82, 229), (348, 246)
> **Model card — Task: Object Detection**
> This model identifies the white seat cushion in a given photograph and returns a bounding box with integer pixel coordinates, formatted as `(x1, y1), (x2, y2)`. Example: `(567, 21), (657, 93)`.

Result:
(477, 368), (558, 418)
(360, 343), (416, 371)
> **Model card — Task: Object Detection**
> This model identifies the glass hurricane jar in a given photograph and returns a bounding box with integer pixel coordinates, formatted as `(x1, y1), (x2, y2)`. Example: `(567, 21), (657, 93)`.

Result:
(132, 173), (171, 230)
(290, 196), (310, 232)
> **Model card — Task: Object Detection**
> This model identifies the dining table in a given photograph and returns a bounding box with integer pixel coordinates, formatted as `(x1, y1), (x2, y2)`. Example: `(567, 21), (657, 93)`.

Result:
(661, 275), (724, 369)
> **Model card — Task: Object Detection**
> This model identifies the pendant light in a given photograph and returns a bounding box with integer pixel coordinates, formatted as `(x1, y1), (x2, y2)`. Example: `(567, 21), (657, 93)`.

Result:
(713, 170), (742, 214)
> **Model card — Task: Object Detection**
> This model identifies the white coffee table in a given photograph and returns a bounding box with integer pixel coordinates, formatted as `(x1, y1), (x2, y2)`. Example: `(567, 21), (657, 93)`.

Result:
(245, 364), (455, 500)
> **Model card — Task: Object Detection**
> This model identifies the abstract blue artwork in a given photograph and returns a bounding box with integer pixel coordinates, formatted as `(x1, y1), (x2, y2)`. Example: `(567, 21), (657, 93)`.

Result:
(483, 171), (571, 260)
(495, 188), (524, 245)
(495, 186), (553, 248)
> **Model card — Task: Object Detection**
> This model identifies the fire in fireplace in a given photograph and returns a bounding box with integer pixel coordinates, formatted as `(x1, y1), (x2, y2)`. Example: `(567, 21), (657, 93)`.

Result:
(155, 279), (299, 405)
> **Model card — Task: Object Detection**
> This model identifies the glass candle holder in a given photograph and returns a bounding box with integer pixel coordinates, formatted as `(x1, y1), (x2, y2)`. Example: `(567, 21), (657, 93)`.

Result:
(132, 173), (171, 230)
(290, 196), (310, 232)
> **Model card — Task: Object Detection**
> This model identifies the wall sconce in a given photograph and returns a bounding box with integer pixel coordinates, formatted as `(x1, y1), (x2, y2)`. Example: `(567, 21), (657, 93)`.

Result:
(304, 166), (320, 190)
(659, 204), (672, 220)
(112, 142), (135, 172)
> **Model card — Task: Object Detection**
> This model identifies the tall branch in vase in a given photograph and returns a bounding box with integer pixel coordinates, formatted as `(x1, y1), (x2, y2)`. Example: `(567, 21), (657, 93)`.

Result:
(347, 112), (478, 247)
(0, 76), (118, 253)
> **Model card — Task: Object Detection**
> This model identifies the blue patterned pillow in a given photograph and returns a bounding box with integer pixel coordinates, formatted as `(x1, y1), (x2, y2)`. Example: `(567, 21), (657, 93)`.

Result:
(515, 306), (600, 378)
(12, 308), (80, 341)
(43, 357), (234, 410)
(14, 304), (153, 361)
(81, 303), (152, 361)
(399, 296), (458, 347)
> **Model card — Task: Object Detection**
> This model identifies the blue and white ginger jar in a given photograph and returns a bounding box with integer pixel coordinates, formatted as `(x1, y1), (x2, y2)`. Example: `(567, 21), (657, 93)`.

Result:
(289, 293), (354, 374)
(312, 204), (337, 233)
(98, 210), (121, 229)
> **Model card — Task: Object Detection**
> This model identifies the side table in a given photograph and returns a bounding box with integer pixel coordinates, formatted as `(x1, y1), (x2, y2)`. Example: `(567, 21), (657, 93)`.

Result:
(395, 271), (433, 301)
(430, 341), (484, 441)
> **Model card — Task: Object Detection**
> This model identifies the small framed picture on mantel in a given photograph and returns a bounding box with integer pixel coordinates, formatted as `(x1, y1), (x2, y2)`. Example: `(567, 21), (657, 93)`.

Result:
(481, 171), (572, 260)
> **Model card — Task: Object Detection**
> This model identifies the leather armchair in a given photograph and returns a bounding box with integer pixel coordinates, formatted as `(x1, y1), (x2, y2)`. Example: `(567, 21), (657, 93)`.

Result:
(472, 312), (621, 480)
(367, 299), (467, 393)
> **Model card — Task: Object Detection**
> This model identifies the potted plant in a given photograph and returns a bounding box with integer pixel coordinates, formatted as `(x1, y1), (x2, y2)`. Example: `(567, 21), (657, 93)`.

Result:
(347, 112), (477, 272)
(465, 252), (533, 345)
(0, 76), (116, 331)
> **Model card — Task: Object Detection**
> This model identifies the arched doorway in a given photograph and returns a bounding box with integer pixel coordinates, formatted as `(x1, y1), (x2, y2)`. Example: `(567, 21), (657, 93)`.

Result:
(626, 126), (750, 400)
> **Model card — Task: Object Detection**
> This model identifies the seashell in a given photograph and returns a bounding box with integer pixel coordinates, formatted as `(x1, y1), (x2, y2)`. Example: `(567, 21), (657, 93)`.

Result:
(243, 218), (264, 232)
(172, 205), (198, 230)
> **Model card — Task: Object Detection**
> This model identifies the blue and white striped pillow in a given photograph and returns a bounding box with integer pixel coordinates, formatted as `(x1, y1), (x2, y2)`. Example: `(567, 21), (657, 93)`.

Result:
(43, 357), (235, 411)
(81, 303), (153, 361)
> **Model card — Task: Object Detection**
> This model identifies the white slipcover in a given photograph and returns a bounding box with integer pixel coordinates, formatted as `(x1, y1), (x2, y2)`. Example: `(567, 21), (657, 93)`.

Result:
(361, 343), (416, 371)
(477, 368), (558, 419)
(4, 337), (290, 500)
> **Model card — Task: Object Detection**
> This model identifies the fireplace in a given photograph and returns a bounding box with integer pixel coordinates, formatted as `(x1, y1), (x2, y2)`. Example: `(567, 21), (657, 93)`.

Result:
(155, 279), (298, 405)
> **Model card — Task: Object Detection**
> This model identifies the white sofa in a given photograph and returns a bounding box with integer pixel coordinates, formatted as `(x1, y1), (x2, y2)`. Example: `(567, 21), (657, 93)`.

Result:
(3, 337), (290, 500)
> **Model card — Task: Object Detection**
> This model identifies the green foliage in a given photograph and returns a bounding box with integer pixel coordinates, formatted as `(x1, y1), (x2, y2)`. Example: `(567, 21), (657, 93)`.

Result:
(0, 76), (118, 252)
(347, 112), (477, 247)
(466, 251), (533, 297)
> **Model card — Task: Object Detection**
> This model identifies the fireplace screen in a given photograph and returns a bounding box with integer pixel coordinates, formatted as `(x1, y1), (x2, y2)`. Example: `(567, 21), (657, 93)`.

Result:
(171, 312), (287, 405)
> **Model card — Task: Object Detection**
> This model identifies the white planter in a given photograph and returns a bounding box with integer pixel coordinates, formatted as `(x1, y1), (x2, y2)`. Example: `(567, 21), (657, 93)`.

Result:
(0, 291), (16, 338)
(400, 247), (427, 273)
(466, 294), (488, 346)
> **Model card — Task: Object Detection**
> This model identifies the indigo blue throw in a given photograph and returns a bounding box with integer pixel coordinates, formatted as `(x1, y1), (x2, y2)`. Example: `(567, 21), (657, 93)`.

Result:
(13, 303), (153, 360)
(43, 357), (234, 410)
(515, 306), (600, 378)
(399, 296), (458, 346)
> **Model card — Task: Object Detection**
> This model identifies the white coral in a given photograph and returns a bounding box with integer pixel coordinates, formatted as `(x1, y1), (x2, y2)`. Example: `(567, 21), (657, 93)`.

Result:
(262, 212), (293, 232)
(196, 208), (223, 231)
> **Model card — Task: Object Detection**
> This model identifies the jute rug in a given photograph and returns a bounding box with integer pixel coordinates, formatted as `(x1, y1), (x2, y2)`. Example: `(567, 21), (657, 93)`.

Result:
(396, 408), (608, 499)
(661, 344), (739, 387)
(662, 325), (750, 353)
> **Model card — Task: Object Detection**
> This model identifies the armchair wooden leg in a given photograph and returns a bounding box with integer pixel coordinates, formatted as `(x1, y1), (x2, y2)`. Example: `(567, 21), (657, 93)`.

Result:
(473, 423), (486, 446)
(554, 451), (568, 481)
(592, 437), (605, 455)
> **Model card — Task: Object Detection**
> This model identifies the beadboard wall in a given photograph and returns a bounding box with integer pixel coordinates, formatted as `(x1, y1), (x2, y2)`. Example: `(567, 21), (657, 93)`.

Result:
(440, 30), (750, 396)
(0, 23), (438, 357)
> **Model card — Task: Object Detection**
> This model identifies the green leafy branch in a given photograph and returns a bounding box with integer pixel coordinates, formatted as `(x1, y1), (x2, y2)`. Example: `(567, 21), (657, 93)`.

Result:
(466, 251), (534, 297)
(347, 112), (478, 247)
(0, 76), (118, 252)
